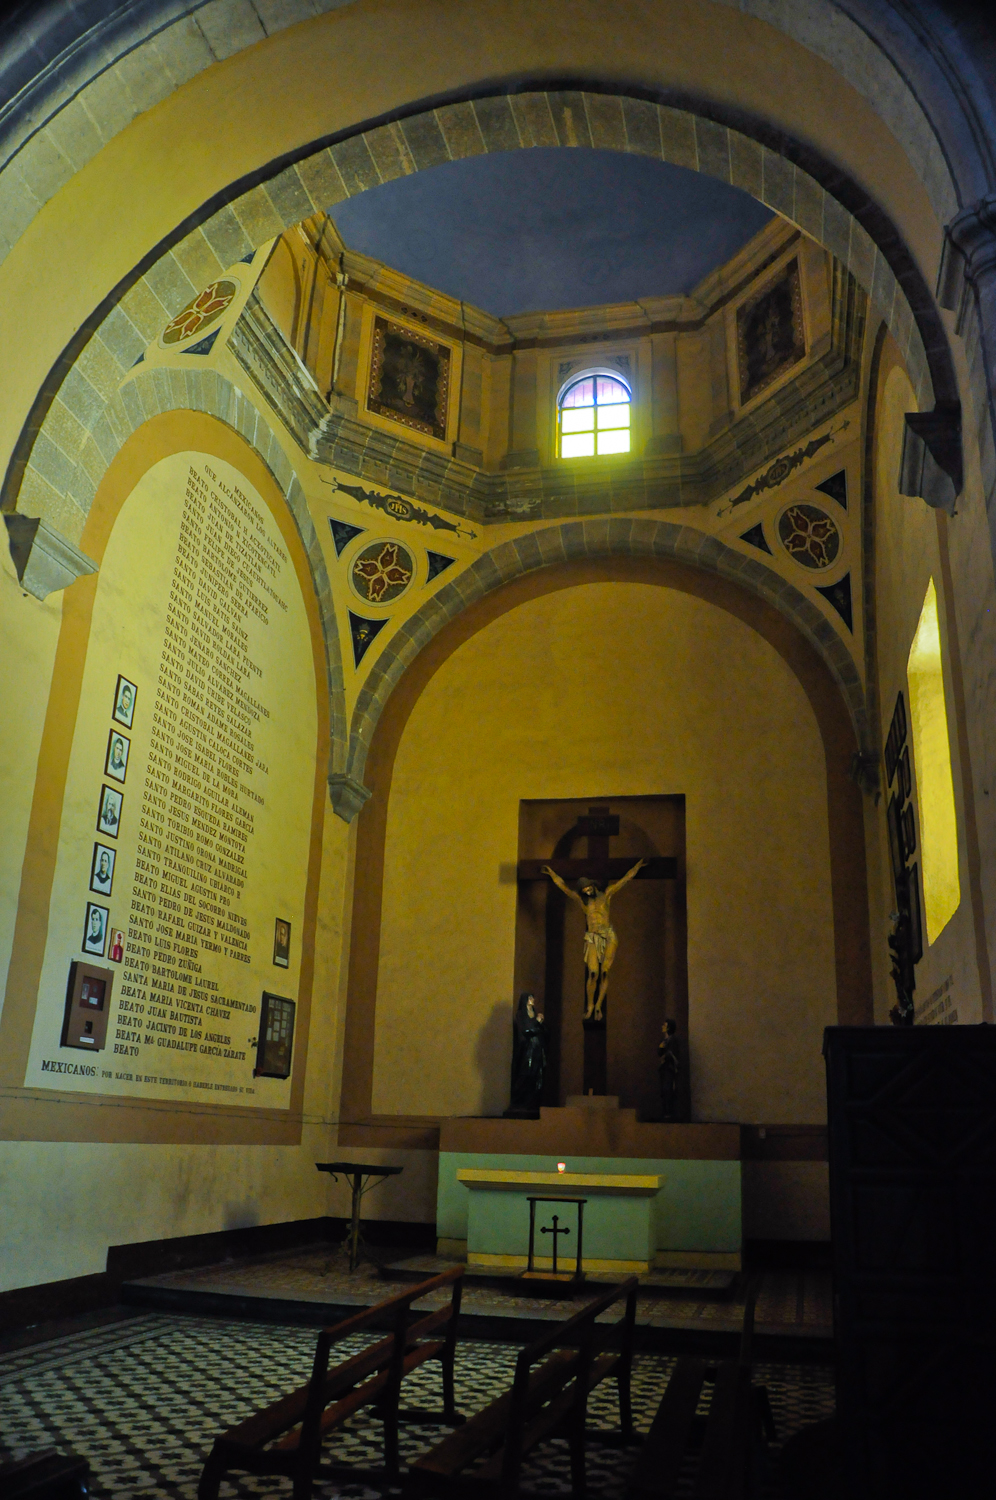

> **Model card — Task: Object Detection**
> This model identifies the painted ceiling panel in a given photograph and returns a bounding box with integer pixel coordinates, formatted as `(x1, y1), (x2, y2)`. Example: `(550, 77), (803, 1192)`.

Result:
(332, 148), (774, 317)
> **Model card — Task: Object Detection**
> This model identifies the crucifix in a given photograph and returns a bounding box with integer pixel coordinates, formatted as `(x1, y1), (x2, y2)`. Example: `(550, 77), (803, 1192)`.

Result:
(541, 1215), (570, 1274)
(517, 807), (677, 1096)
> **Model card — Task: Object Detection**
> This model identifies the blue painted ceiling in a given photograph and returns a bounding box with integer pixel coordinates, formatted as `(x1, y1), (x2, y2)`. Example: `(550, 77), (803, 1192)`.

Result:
(331, 148), (774, 318)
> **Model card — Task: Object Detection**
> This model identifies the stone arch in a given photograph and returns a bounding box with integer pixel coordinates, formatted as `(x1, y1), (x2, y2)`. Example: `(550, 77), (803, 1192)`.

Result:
(1, 0), (984, 256)
(338, 528), (874, 1131)
(83, 364), (347, 770)
(345, 515), (869, 796)
(7, 86), (958, 533)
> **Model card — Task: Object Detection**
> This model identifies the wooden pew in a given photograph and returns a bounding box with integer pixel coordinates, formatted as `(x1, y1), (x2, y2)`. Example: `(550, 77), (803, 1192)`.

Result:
(198, 1264), (464, 1500)
(627, 1279), (775, 1500)
(405, 1276), (639, 1500)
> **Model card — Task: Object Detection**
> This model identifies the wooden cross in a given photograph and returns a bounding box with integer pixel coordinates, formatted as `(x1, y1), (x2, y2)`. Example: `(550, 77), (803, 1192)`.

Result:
(517, 805), (676, 886)
(540, 1214), (571, 1275)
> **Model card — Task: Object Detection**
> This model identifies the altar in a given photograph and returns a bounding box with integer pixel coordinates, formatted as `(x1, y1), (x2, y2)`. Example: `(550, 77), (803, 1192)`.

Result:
(435, 802), (741, 1271)
(437, 1107), (742, 1273)
(459, 1167), (664, 1273)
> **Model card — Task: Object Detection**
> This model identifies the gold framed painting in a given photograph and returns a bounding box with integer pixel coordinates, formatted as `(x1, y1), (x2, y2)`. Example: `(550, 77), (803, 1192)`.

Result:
(366, 316), (451, 440)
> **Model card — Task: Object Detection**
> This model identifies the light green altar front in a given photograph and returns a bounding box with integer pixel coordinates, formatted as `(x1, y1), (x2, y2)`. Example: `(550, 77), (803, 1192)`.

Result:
(459, 1168), (664, 1272)
(436, 1111), (743, 1272)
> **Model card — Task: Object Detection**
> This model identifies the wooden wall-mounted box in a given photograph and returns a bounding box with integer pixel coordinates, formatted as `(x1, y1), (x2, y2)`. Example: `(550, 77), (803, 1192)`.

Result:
(62, 961), (113, 1051)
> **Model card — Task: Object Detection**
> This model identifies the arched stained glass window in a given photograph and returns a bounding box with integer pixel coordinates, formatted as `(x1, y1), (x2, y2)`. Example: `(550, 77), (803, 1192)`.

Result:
(558, 372), (631, 458)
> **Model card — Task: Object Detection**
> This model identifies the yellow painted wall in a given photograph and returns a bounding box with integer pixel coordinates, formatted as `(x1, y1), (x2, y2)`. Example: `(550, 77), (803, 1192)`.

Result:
(0, 550), (64, 1028)
(873, 359), (981, 1024)
(0, 429), (361, 1292)
(373, 581), (837, 1125)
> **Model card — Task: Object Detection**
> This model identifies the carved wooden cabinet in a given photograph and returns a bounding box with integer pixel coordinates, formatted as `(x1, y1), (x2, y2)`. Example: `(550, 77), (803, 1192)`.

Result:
(823, 1025), (996, 1498)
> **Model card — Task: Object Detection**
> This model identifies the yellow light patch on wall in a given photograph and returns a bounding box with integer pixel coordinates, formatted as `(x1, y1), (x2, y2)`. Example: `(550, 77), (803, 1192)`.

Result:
(907, 578), (960, 944)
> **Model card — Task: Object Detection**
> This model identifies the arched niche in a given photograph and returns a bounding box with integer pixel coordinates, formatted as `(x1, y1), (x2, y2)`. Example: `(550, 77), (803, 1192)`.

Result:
(339, 552), (872, 1138)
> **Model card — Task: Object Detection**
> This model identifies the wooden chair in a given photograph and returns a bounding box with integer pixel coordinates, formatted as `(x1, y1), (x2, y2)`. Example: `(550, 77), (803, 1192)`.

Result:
(405, 1275), (639, 1500)
(198, 1264), (464, 1500)
(627, 1278), (776, 1500)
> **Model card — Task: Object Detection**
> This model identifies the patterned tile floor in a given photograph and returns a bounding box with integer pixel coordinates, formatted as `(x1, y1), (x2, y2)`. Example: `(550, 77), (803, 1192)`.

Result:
(126, 1245), (833, 1337)
(0, 1312), (835, 1499)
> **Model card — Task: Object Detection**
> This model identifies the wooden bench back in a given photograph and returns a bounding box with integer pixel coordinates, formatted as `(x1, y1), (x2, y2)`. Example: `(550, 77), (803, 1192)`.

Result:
(737, 1277), (757, 1371)
(502, 1276), (639, 1487)
(299, 1265), (464, 1469)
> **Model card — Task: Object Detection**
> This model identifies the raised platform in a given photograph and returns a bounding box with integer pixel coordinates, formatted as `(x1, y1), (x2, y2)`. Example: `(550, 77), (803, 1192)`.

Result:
(116, 1244), (833, 1356)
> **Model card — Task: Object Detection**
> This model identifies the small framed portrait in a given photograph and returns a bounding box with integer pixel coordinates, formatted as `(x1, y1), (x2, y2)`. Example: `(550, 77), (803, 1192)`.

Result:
(104, 729), (130, 784)
(96, 785), (123, 839)
(112, 675), (137, 729)
(901, 802), (918, 861)
(273, 918), (291, 969)
(254, 992), (296, 1079)
(108, 929), (125, 964)
(89, 843), (116, 896)
(884, 690), (908, 788)
(82, 901), (109, 957)
(886, 795), (905, 883)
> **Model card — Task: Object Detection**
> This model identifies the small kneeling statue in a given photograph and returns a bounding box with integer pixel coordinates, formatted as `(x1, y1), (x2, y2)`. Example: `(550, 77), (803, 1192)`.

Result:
(658, 1019), (681, 1121)
(508, 992), (547, 1114)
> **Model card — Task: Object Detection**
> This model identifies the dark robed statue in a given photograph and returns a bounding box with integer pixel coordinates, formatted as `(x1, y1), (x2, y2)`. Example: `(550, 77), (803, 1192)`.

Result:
(509, 992), (548, 1112)
(658, 1019), (681, 1121)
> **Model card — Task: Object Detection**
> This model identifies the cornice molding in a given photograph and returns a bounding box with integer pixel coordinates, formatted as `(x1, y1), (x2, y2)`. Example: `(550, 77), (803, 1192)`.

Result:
(233, 266), (864, 526)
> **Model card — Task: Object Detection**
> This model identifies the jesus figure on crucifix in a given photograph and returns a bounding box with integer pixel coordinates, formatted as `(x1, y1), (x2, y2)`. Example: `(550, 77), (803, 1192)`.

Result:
(541, 858), (647, 1021)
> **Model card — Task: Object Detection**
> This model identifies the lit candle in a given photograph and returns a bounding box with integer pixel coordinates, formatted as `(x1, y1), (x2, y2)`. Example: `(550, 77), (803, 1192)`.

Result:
(557, 1162), (566, 1173)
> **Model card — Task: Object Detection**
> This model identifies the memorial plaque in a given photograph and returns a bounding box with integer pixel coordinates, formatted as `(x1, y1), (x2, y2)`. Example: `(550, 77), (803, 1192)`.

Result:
(26, 452), (318, 1105)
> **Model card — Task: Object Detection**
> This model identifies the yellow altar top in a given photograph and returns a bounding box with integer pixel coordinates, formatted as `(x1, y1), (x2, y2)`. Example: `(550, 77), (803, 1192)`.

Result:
(455, 1168), (663, 1195)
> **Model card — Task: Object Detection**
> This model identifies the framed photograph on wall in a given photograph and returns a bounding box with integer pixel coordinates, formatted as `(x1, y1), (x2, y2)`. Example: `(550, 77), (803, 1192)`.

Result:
(104, 729), (130, 784)
(96, 785), (123, 838)
(884, 690), (907, 787)
(887, 795), (905, 883)
(273, 918), (291, 968)
(112, 675), (137, 728)
(901, 802), (918, 861)
(254, 992), (295, 1079)
(89, 843), (116, 896)
(82, 901), (109, 957)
